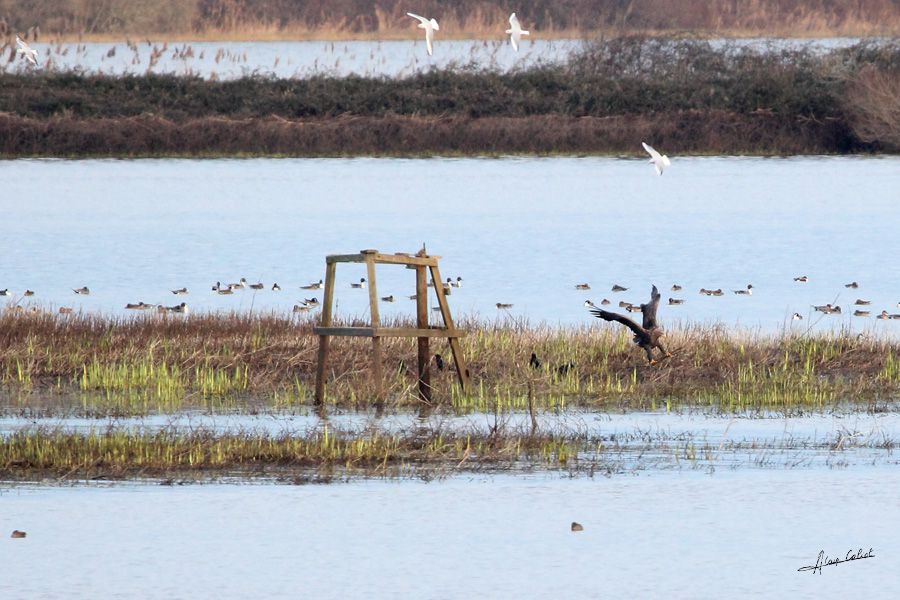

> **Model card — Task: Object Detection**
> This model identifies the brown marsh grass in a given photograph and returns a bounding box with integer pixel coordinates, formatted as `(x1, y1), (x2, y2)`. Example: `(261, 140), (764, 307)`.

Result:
(0, 111), (853, 157)
(1, 309), (898, 414)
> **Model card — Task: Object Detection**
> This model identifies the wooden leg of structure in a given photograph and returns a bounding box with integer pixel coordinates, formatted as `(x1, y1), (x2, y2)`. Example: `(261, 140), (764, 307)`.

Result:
(429, 264), (470, 392)
(314, 335), (330, 406)
(365, 255), (384, 402)
(314, 260), (338, 406)
(416, 265), (431, 403)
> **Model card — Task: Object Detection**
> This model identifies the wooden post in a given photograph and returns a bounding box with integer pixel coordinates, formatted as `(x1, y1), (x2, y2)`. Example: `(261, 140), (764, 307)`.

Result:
(314, 260), (337, 405)
(429, 264), (470, 392)
(416, 265), (430, 402)
(364, 252), (383, 401)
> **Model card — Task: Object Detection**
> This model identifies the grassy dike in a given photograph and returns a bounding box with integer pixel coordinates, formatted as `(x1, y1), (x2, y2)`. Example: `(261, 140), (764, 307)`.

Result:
(0, 39), (897, 156)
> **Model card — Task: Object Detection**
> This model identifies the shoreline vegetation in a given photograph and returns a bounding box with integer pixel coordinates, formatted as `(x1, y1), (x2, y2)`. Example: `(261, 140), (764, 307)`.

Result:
(1, 1), (898, 40)
(1, 39), (897, 156)
(3, 308), (898, 480)
(2, 310), (899, 415)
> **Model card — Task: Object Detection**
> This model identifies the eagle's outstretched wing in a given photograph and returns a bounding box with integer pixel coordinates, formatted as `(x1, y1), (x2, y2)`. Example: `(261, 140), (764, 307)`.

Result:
(641, 285), (661, 330)
(589, 308), (646, 339)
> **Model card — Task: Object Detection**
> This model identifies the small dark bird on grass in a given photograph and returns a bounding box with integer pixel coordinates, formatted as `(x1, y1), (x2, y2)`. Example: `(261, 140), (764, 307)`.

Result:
(556, 362), (575, 376)
(529, 352), (541, 369)
(589, 285), (672, 365)
(434, 354), (444, 370)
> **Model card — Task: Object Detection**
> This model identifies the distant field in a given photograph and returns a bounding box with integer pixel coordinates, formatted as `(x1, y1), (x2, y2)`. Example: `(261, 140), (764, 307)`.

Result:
(0, 39), (896, 156)
(1, 0), (898, 40)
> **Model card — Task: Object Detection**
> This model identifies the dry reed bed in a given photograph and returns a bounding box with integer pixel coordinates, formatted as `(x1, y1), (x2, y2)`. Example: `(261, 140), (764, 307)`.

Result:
(2, 310), (899, 412)
(2, 1), (898, 39)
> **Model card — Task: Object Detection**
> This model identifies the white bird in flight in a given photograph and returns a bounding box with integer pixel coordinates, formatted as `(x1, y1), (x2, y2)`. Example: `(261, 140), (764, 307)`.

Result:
(642, 142), (671, 176)
(407, 13), (440, 56)
(506, 13), (530, 52)
(16, 36), (39, 66)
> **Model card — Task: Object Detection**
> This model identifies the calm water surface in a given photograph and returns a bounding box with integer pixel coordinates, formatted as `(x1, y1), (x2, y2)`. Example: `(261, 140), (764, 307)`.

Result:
(2, 156), (898, 329)
(2, 470), (896, 599)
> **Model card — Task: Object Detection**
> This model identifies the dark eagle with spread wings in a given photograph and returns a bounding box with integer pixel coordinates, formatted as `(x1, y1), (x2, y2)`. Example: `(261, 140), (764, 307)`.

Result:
(589, 285), (672, 365)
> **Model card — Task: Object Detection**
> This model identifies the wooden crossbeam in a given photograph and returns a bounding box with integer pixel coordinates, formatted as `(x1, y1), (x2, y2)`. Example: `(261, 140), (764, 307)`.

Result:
(313, 327), (466, 338)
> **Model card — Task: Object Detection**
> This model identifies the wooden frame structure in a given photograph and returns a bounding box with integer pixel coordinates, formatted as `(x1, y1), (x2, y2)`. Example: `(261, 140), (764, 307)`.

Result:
(313, 249), (470, 404)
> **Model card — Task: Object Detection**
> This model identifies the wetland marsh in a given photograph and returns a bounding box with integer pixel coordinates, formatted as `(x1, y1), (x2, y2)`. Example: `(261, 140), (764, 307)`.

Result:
(2, 22), (898, 596)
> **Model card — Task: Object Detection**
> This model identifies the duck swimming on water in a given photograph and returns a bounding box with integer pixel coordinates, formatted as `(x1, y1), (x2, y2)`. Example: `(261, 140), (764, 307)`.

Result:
(588, 285), (671, 365)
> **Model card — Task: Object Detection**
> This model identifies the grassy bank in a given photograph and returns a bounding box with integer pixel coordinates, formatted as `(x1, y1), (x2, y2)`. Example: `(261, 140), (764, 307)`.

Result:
(0, 39), (896, 156)
(2, 1), (898, 39)
(2, 310), (899, 415)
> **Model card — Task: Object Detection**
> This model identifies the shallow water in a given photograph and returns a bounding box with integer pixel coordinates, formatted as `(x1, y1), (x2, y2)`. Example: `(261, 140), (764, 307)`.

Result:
(2, 469), (896, 599)
(2, 408), (897, 472)
(3, 407), (898, 441)
(1, 38), (863, 79)
(2, 156), (899, 329)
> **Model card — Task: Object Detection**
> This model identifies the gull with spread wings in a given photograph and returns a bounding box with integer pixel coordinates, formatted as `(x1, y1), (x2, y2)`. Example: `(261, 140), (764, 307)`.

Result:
(642, 142), (671, 176)
(588, 285), (672, 365)
(407, 13), (440, 56)
(16, 36), (39, 67)
(505, 13), (530, 52)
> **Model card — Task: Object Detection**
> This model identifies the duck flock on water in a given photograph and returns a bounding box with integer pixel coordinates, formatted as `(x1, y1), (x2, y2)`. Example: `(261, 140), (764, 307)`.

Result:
(4, 273), (900, 322)
(575, 278), (900, 322)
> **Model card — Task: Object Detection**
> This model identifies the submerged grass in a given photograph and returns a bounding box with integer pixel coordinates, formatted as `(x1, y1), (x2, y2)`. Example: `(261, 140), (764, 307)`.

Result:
(0, 426), (585, 480)
(1, 309), (898, 415)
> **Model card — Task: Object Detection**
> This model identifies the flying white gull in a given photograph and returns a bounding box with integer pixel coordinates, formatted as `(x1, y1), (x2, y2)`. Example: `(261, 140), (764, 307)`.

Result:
(642, 142), (671, 176)
(407, 13), (440, 56)
(505, 13), (530, 52)
(16, 36), (39, 66)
